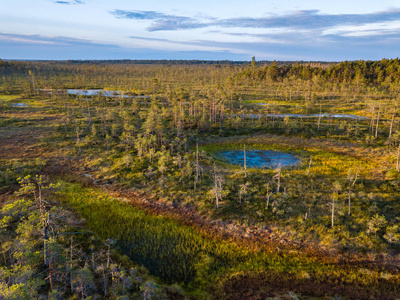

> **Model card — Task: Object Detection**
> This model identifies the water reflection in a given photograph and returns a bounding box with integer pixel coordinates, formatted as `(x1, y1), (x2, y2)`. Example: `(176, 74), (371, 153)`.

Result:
(10, 103), (29, 107)
(218, 150), (300, 168)
(242, 113), (367, 120)
(66, 89), (149, 98)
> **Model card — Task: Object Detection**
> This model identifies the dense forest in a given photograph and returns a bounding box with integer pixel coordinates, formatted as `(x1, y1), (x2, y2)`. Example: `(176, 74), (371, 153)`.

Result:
(1, 58), (400, 299)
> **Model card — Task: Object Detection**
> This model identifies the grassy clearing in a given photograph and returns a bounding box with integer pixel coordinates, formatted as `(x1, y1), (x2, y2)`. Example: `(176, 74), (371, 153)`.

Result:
(0, 95), (19, 102)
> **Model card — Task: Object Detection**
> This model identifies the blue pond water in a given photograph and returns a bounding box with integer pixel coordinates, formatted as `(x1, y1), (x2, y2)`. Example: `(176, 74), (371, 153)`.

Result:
(218, 150), (300, 169)
(66, 89), (149, 98)
(244, 113), (367, 120)
(10, 103), (29, 107)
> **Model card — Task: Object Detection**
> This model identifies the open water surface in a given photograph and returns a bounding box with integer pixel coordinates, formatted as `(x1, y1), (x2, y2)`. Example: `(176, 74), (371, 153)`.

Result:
(218, 150), (300, 168)
(10, 103), (29, 107)
(244, 113), (367, 120)
(66, 89), (150, 98)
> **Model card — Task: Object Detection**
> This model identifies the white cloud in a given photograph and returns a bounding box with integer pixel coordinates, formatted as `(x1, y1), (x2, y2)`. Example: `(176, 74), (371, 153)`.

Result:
(323, 20), (400, 37)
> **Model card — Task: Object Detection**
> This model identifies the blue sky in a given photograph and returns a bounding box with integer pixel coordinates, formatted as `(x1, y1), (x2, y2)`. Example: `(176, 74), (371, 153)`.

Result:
(1, 0), (400, 61)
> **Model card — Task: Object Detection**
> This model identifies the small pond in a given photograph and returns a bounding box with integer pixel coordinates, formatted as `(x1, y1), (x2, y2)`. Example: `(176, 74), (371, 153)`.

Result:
(217, 150), (300, 169)
(242, 113), (367, 120)
(10, 103), (29, 107)
(66, 89), (149, 98)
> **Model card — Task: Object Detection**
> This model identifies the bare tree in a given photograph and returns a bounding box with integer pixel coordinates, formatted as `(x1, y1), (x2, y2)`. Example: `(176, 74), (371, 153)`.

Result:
(195, 141), (199, 191)
(75, 125), (82, 154)
(375, 106), (381, 138)
(389, 108), (396, 139)
(317, 105), (322, 133)
(331, 181), (341, 228)
(213, 163), (219, 209)
(397, 143), (400, 172)
(347, 167), (360, 216)
(104, 238), (116, 269)
(306, 158), (313, 176)
(243, 144), (247, 178)
(265, 183), (273, 209)
(213, 163), (223, 209)
(28, 70), (36, 96)
(273, 164), (282, 193)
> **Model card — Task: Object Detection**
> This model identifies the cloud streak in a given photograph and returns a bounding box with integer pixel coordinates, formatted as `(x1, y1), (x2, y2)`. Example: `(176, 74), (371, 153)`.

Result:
(3, 6), (400, 62)
(53, 0), (84, 5)
(110, 8), (400, 34)
(0, 32), (248, 61)
(111, 10), (208, 31)
(109, 8), (400, 60)
(217, 10), (400, 30)
(0, 32), (118, 48)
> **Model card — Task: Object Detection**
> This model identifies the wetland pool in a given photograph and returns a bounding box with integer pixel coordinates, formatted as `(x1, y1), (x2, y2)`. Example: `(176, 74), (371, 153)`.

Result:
(10, 103), (29, 107)
(243, 113), (367, 120)
(66, 89), (150, 98)
(217, 150), (300, 168)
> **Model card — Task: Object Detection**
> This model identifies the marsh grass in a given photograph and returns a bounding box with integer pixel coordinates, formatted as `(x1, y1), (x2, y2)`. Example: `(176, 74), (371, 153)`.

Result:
(57, 181), (400, 298)
(2, 59), (400, 298)
(199, 137), (377, 178)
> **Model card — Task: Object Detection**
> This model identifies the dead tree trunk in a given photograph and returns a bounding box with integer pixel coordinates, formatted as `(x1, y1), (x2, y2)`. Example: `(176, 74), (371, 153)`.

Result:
(370, 106), (375, 134)
(375, 107), (380, 138)
(331, 194), (335, 228)
(317, 114), (322, 133)
(76, 125), (81, 154)
(243, 144), (247, 178)
(306, 158), (312, 176)
(397, 143), (400, 171)
(213, 163), (219, 209)
(347, 167), (359, 216)
(389, 111), (395, 139)
(195, 142), (199, 191)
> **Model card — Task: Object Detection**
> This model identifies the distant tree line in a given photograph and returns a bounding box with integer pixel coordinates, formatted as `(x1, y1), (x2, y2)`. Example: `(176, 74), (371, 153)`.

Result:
(242, 59), (400, 85)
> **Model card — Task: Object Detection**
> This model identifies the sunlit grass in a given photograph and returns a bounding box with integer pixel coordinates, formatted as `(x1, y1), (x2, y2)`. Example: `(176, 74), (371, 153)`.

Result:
(200, 137), (379, 178)
(0, 95), (19, 102)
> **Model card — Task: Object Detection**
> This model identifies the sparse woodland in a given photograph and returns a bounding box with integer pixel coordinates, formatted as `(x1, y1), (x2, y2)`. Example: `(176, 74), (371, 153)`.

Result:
(1, 58), (400, 299)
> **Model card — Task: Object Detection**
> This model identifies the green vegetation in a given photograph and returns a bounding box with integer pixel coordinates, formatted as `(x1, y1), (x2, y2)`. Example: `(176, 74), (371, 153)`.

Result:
(1, 58), (400, 299)
(57, 181), (400, 299)
(0, 175), (175, 299)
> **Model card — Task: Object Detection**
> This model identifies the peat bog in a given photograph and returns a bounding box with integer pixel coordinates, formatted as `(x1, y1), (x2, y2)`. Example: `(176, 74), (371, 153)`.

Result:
(1, 59), (400, 299)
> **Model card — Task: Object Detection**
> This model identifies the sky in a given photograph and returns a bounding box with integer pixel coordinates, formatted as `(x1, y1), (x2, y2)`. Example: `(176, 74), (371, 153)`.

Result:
(1, 0), (400, 61)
